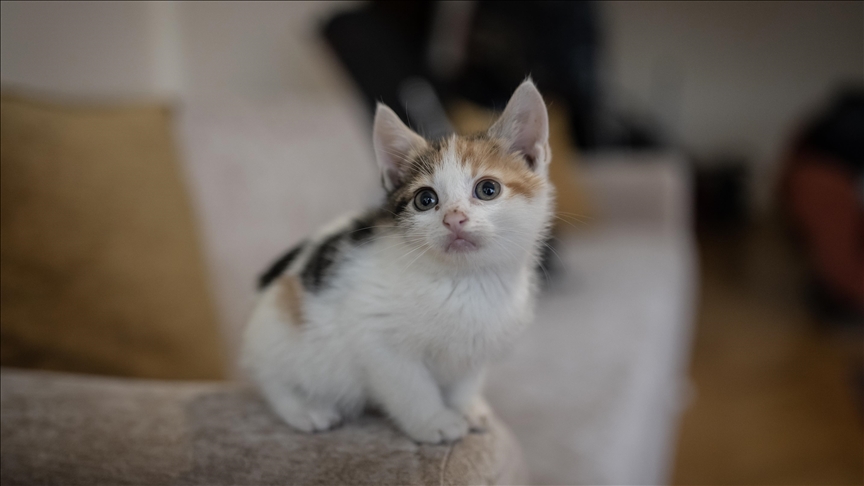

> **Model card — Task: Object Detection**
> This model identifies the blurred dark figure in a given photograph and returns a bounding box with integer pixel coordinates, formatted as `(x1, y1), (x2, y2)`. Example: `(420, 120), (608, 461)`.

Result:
(782, 87), (864, 323)
(323, 1), (600, 148)
(694, 159), (751, 230)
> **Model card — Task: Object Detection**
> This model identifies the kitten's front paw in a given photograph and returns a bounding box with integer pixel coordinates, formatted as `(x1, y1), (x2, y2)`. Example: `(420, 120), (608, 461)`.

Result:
(273, 404), (342, 433)
(404, 409), (469, 444)
(460, 399), (492, 433)
(307, 408), (343, 432)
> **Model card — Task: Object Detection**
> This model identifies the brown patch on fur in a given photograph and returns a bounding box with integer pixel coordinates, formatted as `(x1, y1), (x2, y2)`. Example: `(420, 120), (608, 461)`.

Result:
(453, 137), (546, 199)
(500, 171), (544, 198)
(276, 276), (305, 326)
(388, 135), (547, 208)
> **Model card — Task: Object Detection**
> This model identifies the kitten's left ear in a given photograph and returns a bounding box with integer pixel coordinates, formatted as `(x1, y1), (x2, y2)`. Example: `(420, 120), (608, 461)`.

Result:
(488, 80), (550, 171)
(373, 104), (428, 192)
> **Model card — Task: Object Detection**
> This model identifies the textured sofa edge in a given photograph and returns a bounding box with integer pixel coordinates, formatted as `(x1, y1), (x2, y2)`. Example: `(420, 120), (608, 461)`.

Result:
(0, 367), (528, 486)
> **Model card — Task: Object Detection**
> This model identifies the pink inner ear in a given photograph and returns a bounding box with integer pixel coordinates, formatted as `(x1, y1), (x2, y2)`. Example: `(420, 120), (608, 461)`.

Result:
(488, 81), (549, 169)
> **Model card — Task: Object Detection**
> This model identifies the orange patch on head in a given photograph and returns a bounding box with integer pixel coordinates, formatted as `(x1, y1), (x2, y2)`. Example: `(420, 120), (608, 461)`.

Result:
(276, 276), (305, 326)
(453, 137), (545, 199)
(500, 172), (544, 198)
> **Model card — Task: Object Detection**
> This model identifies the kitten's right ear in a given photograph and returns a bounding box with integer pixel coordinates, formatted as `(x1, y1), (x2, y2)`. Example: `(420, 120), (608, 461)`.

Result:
(373, 104), (428, 192)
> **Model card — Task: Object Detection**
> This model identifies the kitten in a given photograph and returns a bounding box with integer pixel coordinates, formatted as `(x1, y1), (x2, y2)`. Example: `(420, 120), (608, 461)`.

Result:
(242, 80), (554, 443)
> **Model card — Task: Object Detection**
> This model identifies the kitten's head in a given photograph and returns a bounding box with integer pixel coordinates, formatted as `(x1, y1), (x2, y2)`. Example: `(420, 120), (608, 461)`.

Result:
(373, 80), (555, 270)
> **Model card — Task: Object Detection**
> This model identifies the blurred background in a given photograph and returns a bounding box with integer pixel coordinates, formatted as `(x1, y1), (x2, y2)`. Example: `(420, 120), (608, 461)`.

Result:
(1, 1), (861, 484)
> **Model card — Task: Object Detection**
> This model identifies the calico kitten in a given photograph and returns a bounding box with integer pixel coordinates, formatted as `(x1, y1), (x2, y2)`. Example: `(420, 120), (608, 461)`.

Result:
(242, 80), (554, 443)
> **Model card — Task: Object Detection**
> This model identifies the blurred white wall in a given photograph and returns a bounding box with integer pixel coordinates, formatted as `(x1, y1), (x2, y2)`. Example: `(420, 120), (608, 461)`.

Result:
(0, 0), (357, 99)
(601, 1), (864, 213)
(1, 1), (165, 98)
(3, 0), (862, 213)
(176, 1), (354, 98)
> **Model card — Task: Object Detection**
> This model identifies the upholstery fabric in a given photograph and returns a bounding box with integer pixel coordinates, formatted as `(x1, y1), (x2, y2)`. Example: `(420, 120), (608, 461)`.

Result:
(0, 368), (528, 486)
(0, 94), (226, 379)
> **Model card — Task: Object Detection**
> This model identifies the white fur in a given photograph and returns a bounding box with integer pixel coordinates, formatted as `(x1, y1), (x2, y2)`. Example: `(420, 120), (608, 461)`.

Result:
(242, 80), (553, 443)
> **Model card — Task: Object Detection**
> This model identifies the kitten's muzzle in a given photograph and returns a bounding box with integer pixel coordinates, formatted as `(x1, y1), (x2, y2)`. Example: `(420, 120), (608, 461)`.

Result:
(442, 210), (468, 231)
(441, 209), (479, 252)
(444, 230), (479, 253)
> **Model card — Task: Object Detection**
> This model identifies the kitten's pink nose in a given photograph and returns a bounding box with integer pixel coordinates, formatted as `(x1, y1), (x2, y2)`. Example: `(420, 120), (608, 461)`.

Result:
(443, 210), (468, 231)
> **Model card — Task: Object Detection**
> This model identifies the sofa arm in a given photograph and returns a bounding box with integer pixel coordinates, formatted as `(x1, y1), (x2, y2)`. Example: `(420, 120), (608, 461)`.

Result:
(0, 368), (527, 486)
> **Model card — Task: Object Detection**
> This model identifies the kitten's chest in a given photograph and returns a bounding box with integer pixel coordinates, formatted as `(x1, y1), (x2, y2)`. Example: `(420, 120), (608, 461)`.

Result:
(426, 274), (523, 323)
(377, 266), (534, 353)
(334, 246), (536, 359)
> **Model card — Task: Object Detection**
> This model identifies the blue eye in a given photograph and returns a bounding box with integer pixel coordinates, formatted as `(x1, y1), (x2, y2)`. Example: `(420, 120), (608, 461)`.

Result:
(474, 179), (501, 200)
(413, 188), (438, 211)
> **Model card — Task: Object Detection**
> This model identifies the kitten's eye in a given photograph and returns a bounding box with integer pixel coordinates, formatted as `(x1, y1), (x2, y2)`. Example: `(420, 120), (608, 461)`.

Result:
(413, 188), (438, 211)
(474, 179), (501, 201)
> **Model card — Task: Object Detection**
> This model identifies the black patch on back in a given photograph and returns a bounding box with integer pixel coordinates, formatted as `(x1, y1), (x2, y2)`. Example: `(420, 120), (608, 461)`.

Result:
(258, 241), (306, 290)
(301, 232), (344, 292)
(299, 210), (389, 292)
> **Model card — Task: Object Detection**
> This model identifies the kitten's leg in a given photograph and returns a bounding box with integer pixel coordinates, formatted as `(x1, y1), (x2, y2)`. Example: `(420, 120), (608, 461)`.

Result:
(259, 383), (342, 433)
(363, 351), (468, 443)
(444, 368), (490, 432)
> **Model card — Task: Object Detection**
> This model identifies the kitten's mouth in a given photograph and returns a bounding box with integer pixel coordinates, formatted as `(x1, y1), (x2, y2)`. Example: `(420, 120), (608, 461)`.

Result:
(445, 234), (478, 253)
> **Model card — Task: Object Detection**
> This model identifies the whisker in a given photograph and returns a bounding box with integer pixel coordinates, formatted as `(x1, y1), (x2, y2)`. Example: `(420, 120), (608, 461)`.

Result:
(494, 235), (551, 285)
(392, 241), (427, 264)
(402, 245), (432, 273)
(551, 215), (581, 229)
(354, 233), (401, 249)
(344, 225), (394, 236)
(371, 238), (424, 256)
(376, 147), (410, 161)
(555, 212), (593, 223)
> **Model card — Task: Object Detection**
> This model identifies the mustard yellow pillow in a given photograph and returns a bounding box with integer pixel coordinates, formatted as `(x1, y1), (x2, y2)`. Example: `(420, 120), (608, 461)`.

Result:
(1, 93), (226, 379)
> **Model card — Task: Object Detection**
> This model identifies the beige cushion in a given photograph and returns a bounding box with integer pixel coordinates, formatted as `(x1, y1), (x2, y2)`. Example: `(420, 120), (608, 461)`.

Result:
(0, 94), (226, 379)
(0, 368), (528, 485)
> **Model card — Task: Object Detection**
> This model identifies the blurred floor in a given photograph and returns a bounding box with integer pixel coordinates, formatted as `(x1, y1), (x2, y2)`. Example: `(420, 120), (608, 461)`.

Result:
(673, 219), (864, 485)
